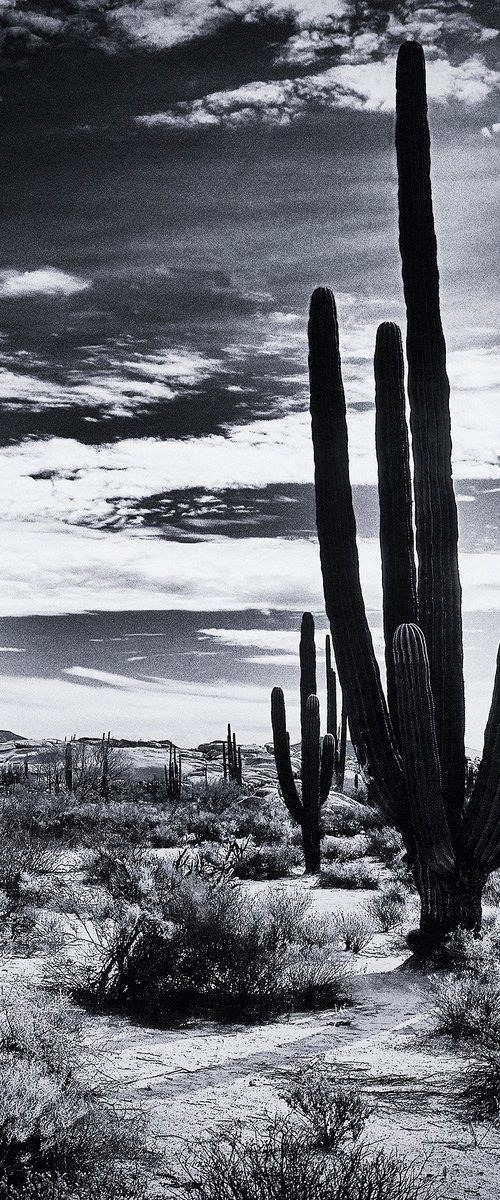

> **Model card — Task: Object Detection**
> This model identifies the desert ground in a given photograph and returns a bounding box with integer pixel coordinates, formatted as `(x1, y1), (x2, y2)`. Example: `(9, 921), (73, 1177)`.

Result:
(1, 734), (499, 1199)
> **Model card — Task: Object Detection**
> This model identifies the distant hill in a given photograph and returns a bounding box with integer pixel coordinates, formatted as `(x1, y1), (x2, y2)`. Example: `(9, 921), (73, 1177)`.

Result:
(0, 730), (24, 743)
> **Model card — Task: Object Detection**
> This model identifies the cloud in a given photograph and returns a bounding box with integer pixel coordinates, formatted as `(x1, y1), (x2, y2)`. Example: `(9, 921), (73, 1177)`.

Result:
(0, 668), (282, 743)
(136, 54), (500, 129)
(0, 517), (497, 621)
(0, 329), (498, 530)
(0, 346), (222, 418)
(0, 268), (90, 298)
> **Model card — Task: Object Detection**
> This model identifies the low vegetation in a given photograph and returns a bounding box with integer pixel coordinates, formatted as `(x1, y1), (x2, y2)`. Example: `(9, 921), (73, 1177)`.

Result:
(0, 988), (151, 1199)
(176, 1065), (433, 1200)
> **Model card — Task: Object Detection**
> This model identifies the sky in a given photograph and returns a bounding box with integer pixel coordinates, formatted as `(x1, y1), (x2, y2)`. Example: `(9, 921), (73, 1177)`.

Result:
(0, 0), (498, 748)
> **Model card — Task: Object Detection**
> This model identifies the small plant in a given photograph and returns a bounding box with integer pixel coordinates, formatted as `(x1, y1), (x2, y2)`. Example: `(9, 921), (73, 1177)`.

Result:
(0, 988), (150, 1198)
(365, 825), (405, 867)
(325, 806), (384, 839)
(334, 911), (375, 953)
(485, 871), (500, 906)
(231, 841), (301, 880)
(322, 837), (365, 864)
(320, 862), (379, 890)
(463, 1045), (500, 1124)
(431, 965), (500, 1040)
(286, 1062), (370, 1150)
(365, 884), (408, 933)
(177, 1114), (434, 1200)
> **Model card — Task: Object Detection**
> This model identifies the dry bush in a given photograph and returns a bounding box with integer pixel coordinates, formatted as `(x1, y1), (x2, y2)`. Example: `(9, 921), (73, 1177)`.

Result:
(333, 912), (375, 954)
(285, 1062), (370, 1150)
(364, 826), (405, 867)
(50, 869), (351, 1022)
(176, 1114), (434, 1200)
(319, 862), (379, 891)
(0, 987), (151, 1199)
(431, 965), (500, 1041)
(364, 885), (408, 933)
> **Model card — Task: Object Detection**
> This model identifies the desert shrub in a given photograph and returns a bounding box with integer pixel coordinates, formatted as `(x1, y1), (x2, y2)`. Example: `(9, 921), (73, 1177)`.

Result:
(85, 844), (157, 904)
(0, 988), (150, 1199)
(322, 838), (365, 865)
(60, 870), (350, 1022)
(431, 965), (500, 1040)
(319, 862), (379, 890)
(324, 806), (384, 839)
(177, 1115), (434, 1200)
(364, 826), (404, 867)
(231, 841), (301, 880)
(484, 871), (500, 906)
(0, 831), (61, 906)
(189, 778), (244, 811)
(462, 1044), (500, 1123)
(286, 1063), (370, 1150)
(364, 884), (408, 933)
(334, 912), (375, 953)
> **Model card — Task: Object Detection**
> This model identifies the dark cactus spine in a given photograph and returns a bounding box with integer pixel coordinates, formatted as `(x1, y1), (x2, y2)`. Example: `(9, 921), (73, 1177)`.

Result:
(396, 41), (465, 832)
(374, 322), (418, 739)
(308, 288), (406, 827)
(64, 740), (73, 792)
(325, 635), (337, 737)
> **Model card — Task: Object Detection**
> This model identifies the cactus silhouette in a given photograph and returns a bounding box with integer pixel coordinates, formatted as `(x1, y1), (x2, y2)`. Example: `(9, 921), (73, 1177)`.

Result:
(307, 41), (500, 948)
(271, 612), (335, 872)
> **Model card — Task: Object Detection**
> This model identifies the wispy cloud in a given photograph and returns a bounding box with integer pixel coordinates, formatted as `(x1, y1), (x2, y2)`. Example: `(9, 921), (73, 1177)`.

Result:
(0, 668), (282, 744)
(0, 268), (91, 298)
(136, 54), (500, 129)
(0, 328), (497, 530)
(0, 520), (497, 620)
(0, 346), (222, 418)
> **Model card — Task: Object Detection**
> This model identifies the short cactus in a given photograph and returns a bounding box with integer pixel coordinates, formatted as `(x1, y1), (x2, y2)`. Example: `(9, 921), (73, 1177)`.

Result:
(271, 612), (335, 872)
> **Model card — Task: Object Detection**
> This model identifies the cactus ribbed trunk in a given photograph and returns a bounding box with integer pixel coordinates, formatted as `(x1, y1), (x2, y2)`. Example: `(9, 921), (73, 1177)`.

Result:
(308, 288), (407, 828)
(375, 322), (417, 740)
(413, 860), (486, 947)
(300, 613), (317, 744)
(396, 41), (465, 836)
(302, 823), (321, 874)
(271, 614), (335, 872)
(325, 635), (337, 738)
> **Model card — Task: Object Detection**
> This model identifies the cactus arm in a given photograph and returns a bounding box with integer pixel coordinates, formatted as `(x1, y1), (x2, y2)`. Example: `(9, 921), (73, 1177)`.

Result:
(308, 286), (406, 827)
(271, 686), (303, 824)
(374, 322), (418, 741)
(325, 635), (337, 737)
(393, 623), (455, 873)
(319, 732), (335, 805)
(462, 646), (500, 870)
(301, 694), (322, 872)
(302, 694), (321, 818)
(396, 41), (465, 832)
(337, 699), (347, 792)
(300, 612), (317, 743)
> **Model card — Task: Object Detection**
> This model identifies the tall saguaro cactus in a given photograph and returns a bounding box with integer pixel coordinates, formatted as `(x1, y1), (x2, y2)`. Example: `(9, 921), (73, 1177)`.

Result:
(308, 41), (500, 947)
(271, 612), (335, 872)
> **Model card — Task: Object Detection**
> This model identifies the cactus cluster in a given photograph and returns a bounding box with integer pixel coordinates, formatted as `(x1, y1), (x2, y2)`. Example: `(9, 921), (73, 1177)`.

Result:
(165, 741), (182, 802)
(222, 723), (243, 785)
(271, 612), (335, 871)
(307, 40), (500, 947)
